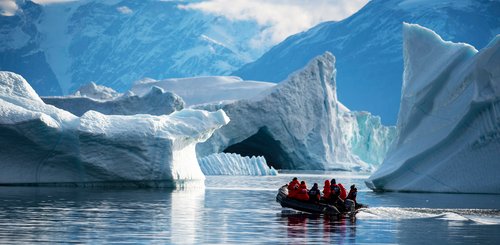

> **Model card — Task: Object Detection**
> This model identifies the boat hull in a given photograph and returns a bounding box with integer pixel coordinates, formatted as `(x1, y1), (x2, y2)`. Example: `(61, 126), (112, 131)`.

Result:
(276, 185), (345, 216)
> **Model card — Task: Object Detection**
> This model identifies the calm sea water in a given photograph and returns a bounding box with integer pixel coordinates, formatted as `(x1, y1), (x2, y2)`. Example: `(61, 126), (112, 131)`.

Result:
(0, 171), (499, 244)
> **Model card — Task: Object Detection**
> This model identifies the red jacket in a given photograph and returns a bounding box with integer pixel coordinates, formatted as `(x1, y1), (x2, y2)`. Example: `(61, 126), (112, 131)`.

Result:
(323, 180), (331, 199)
(294, 183), (310, 201)
(338, 183), (347, 200)
(287, 180), (300, 198)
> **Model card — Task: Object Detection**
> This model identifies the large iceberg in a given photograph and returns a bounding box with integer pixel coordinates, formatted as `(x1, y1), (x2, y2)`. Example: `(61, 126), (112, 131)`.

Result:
(366, 24), (500, 193)
(0, 71), (229, 187)
(184, 52), (395, 171)
(43, 82), (185, 116)
(198, 153), (277, 176)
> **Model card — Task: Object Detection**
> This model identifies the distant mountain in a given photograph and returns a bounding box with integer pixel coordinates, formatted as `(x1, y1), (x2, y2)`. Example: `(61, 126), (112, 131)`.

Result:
(0, 0), (266, 95)
(233, 0), (500, 124)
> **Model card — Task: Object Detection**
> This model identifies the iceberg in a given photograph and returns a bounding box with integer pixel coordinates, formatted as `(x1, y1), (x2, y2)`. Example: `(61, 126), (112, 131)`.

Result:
(0, 71), (229, 187)
(73, 82), (121, 100)
(191, 52), (395, 171)
(43, 83), (185, 116)
(131, 76), (275, 106)
(366, 24), (500, 193)
(198, 153), (277, 176)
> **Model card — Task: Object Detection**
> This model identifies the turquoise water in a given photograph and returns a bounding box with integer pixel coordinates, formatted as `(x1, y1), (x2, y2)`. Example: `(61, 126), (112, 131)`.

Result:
(0, 172), (499, 244)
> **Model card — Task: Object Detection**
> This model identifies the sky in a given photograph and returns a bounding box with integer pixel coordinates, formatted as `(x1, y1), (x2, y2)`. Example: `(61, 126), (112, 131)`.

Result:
(2, 0), (369, 46)
(179, 0), (369, 45)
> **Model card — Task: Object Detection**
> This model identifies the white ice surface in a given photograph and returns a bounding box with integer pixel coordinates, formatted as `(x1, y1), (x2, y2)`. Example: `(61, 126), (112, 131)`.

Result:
(0, 71), (229, 187)
(366, 24), (500, 193)
(131, 76), (275, 106)
(43, 84), (185, 116)
(199, 152), (277, 176)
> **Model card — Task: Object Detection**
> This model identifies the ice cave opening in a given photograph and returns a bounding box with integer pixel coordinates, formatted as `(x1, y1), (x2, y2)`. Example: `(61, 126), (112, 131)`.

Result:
(223, 127), (291, 169)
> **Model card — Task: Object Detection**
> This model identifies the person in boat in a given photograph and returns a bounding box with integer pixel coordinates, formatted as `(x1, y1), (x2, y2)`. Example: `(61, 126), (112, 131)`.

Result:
(308, 183), (321, 202)
(330, 179), (340, 199)
(294, 181), (310, 201)
(346, 184), (360, 209)
(287, 177), (300, 198)
(329, 179), (346, 211)
(322, 179), (331, 200)
(338, 183), (347, 200)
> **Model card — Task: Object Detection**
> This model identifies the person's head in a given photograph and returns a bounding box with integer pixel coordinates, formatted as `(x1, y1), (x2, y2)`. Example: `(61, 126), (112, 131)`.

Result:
(313, 183), (318, 188)
(350, 184), (355, 190)
(354, 188), (357, 191)
(293, 177), (298, 181)
(331, 178), (336, 184)
(301, 181), (305, 185)
(324, 179), (330, 186)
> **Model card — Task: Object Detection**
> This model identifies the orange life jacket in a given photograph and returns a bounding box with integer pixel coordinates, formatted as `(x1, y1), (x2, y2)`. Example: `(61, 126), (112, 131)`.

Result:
(338, 183), (347, 200)
(287, 180), (299, 198)
(294, 183), (310, 201)
(323, 180), (331, 199)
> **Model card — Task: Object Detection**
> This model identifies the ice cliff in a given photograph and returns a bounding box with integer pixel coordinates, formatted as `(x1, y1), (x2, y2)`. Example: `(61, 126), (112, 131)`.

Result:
(0, 72), (229, 187)
(366, 24), (500, 194)
(43, 82), (185, 116)
(198, 153), (277, 176)
(191, 52), (395, 171)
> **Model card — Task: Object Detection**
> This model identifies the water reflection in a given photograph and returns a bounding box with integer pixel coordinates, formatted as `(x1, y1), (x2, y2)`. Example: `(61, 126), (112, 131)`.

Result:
(0, 186), (207, 243)
(278, 211), (358, 244)
(0, 172), (499, 244)
(171, 189), (205, 244)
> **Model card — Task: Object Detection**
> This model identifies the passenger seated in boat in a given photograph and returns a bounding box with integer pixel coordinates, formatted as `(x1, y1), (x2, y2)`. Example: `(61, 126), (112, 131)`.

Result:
(347, 184), (360, 209)
(294, 181), (310, 201)
(322, 180), (331, 200)
(308, 183), (321, 202)
(329, 179), (346, 211)
(287, 177), (300, 198)
(338, 183), (347, 200)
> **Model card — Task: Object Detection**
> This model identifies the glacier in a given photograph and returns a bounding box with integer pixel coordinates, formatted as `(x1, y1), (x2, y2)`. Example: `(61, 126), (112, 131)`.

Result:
(198, 153), (277, 176)
(0, 71), (229, 187)
(131, 53), (395, 171)
(42, 82), (185, 116)
(366, 24), (500, 194)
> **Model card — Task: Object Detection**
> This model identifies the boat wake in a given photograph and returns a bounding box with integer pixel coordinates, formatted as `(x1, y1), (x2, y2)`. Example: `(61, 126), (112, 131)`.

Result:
(357, 207), (500, 225)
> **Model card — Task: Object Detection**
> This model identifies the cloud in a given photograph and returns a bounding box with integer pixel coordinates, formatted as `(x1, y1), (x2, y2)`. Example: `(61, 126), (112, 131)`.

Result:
(117, 6), (133, 14)
(0, 0), (19, 16)
(179, 0), (369, 46)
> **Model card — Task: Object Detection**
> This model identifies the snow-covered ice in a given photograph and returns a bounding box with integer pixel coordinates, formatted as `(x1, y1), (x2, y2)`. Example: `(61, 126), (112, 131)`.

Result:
(199, 152), (277, 176)
(43, 83), (185, 116)
(366, 24), (500, 194)
(72, 82), (121, 100)
(131, 76), (275, 106)
(0, 71), (229, 187)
